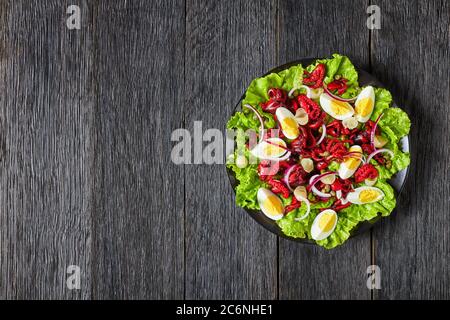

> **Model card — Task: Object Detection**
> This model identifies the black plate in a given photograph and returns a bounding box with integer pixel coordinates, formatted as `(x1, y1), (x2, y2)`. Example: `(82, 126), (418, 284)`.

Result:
(226, 58), (410, 244)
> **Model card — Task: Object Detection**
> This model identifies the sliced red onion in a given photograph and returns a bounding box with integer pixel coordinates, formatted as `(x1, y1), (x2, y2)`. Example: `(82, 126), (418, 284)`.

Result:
(366, 148), (394, 164)
(371, 112), (384, 149)
(336, 190), (350, 204)
(361, 154), (367, 163)
(309, 172), (336, 188)
(316, 124), (327, 145)
(243, 104), (264, 142)
(309, 174), (319, 185)
(283, 164), (299, 192)
(277, 151), (291, 161)
(288, 87), (299, 98)
(308, 172), (335, 198)
(323, 83), (357, 102)
(289, 85), (323, 99)
(294, 195), (311, 221)
(288, 85), (308, 98)
(311, 186), (332, 198)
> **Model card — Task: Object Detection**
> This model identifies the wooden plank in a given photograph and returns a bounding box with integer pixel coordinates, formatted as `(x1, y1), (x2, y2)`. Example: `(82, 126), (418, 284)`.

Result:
(278, 0), (371, 299)
(184, 0), (278, 299)
(92, 0), (185, 299)
(0, 0), (94, 299)
(371, 0), (450, 299)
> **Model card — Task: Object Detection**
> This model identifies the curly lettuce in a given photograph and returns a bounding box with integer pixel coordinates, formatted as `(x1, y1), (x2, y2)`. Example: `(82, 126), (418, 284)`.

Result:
(227, 54), (411, 249)
(277, 179), (396, 249)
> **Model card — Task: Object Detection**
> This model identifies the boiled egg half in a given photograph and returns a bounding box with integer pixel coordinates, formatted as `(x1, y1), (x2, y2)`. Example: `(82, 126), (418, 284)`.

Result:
(338, 145), (363, 179)
(276, 107), (300, 140)
(250, 138), (288, 160)
(354, 86), (375, 123)
(257, 188), (284, 220)
(347, 186), (384, 204)
(311, 209), (338, 241)
(319, 93), (354, 120)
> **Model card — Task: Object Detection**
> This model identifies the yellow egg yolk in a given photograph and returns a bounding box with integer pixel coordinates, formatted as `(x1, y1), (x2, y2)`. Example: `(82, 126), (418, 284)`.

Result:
(344, 147), (362, 169)
(263, 143), (285, 157)
(330, 100), (353, 115)
(318, 213), (336, 232)
(345, 157), (361, 170)
(359, 189), (381, 203)
(355, 97), (374, 117)
(281, 117), (299, 137)
(263, 195), (283, 216)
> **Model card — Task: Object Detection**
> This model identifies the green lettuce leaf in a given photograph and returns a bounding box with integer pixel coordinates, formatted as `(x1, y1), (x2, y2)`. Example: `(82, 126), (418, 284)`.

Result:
(227, 160), (264, 210)
(372, 124), (410, 179)
(228, 54), (411, 250)
(371, 106), (411, 179)
(369, 87), (411, 179)
(228, 65), (304, 132)
(279, 65), (304, 91)
(371, 88), (393, 120)
(227, 65), (306, 211)
(277, 179), (396, 249)
(277, 199), (334, 239)
(379, 107), (411, 139)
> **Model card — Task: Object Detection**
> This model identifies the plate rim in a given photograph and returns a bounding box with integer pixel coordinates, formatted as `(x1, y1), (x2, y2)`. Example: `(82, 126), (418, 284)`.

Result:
(226, 57), (411, 245)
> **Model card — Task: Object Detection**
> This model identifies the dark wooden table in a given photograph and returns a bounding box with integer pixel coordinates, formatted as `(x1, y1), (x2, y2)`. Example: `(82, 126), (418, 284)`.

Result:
(0, 0), (448, 299)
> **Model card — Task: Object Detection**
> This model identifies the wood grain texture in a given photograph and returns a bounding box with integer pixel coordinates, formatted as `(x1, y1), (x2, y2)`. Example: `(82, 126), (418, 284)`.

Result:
(0, 0), (448, 300)
(91, 0), (185, 299)
(184, 0), (278, 299)
(278, 0), (372, 300)
(0, 0), (94, 299)
(371, 0), (450, 299)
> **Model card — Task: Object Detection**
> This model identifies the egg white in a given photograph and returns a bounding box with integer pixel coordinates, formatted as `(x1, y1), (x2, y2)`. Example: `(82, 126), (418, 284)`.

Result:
(319, 93), (354, 120)
(311, 209), (338, 241)
(347, 186), (384, 205)
(276, 107), (300, 140)
(250, 138), (287, 160)
(354, 86), (375, 123)
(338, 145), (363, 179)
(257, 188), (284, 220)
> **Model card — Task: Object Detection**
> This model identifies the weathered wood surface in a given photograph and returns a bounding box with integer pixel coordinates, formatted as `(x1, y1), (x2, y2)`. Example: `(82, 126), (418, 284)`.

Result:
(184, 0), (278, 299)
(0, 0), (94, 299)
(92, 0), (185, 299)
(0, 0), (448, 299)
(371, 0), (450, 299)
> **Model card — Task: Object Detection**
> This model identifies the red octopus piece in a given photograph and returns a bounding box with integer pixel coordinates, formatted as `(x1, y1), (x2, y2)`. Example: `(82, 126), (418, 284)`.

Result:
(354, 163), (379, 183)
(268, 88), (287, 102)
(257, 160), (277, 181)
(287, 165), (309, 187)
(325, 139), (348, 161)
(327, 120), (344, 137)
(290, 126), (316, 154)
(327, 78), (348, 95)
(285, 196), (302, 214)
(316, 161), (329, 171)
(297, 95), (322, 120)
(303, 63), (326, 89)
(331, 199), (352, 212)
(257, 159), (292, 181)
(267, 179), (290, 199)
(330, 178), (353, 195)
(261, 88), (288, 114)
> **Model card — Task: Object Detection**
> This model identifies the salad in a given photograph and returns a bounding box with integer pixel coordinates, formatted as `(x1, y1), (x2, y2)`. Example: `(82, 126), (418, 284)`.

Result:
(226, 54), (411, 249)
